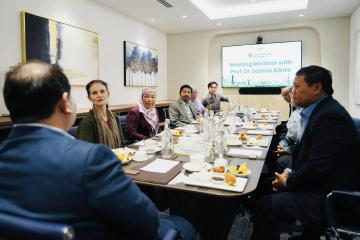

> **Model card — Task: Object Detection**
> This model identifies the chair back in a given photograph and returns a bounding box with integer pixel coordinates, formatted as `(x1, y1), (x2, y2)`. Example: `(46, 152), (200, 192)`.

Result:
(67, 126), (78, 138)
(0, 212), (74, 240)
(118, 115), (134, 145)
(325, 190), (360, 237)
(163, 108), (170, 119)
(353, 118), (360, 136)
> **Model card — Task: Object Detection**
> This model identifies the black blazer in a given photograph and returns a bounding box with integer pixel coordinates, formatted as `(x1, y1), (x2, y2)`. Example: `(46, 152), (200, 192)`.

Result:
(287, 96), (359, 193)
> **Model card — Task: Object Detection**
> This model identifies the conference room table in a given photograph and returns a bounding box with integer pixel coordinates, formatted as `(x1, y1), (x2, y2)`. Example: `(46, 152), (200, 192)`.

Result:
(122, 115), (278, 240)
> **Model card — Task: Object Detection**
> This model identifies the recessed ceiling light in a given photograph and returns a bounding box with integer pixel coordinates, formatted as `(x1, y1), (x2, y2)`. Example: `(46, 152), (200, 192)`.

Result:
(182, 15), (187, 19)
(251, 0), (256, 2)
(217, 22), (221, 26)
(189, 0), (309, 19)
(299, 14), (304, 17)
(150, 18), (155, 22)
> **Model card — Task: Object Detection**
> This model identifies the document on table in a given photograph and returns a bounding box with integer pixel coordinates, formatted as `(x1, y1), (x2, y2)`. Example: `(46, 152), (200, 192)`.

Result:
(141, 159), (180, 174)
(227, 148), (263, 158)
(246, 129), (273, 135)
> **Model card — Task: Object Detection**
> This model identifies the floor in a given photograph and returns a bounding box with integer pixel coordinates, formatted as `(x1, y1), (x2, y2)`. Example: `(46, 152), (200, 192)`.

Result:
(227, 212), (360, 240)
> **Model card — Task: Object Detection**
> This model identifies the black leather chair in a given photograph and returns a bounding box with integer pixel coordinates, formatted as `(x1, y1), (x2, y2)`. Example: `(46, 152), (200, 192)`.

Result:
(325, 190), (360, 238)
(322, 118), (360, 239)
(118, 115), (134, 145)
(163, 108), (169, 119)
(0, 212), (181, 240)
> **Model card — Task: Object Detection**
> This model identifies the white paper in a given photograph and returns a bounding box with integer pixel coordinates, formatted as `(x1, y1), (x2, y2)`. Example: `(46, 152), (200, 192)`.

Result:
(227, 148), (263, 158)
(247, 130), (273, 135)
(141, 159), (179, 174)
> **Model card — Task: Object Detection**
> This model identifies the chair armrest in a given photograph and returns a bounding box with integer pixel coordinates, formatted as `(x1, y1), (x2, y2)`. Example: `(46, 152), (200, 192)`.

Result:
(327, 190), (360, 199)
(0, 212), (74, 240)
(162, 228), (180, 240)
(325, 190), (360, 232)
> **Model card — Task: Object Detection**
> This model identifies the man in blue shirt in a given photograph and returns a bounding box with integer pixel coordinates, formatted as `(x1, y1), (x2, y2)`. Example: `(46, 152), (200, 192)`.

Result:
(251, 65), (359, 240)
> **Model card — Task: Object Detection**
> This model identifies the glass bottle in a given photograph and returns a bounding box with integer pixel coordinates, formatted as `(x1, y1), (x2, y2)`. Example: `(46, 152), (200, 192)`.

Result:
(161, 119), (173, 158)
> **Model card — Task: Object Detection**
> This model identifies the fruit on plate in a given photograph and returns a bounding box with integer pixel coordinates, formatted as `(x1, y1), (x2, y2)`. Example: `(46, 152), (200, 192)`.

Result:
(252, 120), (258, 127)
(256, 135), (264, 140)
(115, 151), (135, 162)
(239, 132), (248, 141)
(228, 163), (249, 175)
(238, 163), (249, 175)
(115, 152), (127, 161)
(173, 129), (184, 136)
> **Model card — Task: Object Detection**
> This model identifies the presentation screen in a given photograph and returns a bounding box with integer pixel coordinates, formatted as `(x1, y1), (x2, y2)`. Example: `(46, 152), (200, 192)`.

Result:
(222, 41), (302, 88)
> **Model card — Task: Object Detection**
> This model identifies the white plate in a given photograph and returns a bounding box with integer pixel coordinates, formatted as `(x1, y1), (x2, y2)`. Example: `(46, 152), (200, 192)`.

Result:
(227, 139), (243, 146)
(142, 146), (161, 154)
(184, 175), (248, 193)
(119, 158), (131, 165)
(235, 169), (252, 178)
(134, 141), (161, 147)
(183, 162), (212, 172)
(242, 125), (257, 130)
(112, 148), (136, 164)
(184, 129), (199, 134)
(247, 138), (268, 147)
(133, 155), (151, 162)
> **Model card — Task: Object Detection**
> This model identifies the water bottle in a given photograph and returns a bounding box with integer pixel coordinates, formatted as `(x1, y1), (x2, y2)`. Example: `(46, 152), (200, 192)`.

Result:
(214, 122), (227, 156)
(161, 119), (173, 158)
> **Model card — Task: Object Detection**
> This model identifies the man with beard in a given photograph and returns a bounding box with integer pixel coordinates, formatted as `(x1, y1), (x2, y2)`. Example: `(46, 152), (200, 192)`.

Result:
(169, 84), (197, 127)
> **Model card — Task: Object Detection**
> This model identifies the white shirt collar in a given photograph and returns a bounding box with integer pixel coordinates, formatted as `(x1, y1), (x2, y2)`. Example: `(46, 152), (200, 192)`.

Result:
(13, 123), (74, 139)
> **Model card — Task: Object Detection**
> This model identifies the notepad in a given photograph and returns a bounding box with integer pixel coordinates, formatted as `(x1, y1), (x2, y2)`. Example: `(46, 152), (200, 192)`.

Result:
(141, 159), (179, 174)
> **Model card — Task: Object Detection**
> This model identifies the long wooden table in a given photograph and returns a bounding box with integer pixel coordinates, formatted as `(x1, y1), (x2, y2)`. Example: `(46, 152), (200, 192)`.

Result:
(122, 116), (278, 240)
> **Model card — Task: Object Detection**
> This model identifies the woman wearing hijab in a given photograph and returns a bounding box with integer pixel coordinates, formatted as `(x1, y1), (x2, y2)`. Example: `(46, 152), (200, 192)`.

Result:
(126, 87), (160, 141)
(77, 80), (125, 148)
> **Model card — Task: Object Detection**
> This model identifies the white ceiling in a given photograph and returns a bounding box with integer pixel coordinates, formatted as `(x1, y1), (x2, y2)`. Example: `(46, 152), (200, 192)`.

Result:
(93, 0), (360, 34)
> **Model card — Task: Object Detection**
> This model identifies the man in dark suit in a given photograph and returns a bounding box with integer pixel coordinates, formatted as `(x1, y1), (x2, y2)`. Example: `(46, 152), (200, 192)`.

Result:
(251, 65), (359, 240)
(0, 62), (196, 240)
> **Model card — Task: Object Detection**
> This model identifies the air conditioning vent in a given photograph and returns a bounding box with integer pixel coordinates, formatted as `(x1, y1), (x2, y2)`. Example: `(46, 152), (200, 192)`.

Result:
(156, 0), (173, 8)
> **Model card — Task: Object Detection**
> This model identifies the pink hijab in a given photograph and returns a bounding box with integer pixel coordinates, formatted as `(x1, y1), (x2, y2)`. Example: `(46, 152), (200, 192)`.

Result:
(138, 87), (159, 133)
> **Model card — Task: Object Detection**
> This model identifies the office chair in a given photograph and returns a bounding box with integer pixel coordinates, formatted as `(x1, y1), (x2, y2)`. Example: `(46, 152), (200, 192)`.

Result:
(118, 115), (134, 145)
(163, 108), (169, 119)
(0, 212), (74, 240)
(0, 211), (181, 240)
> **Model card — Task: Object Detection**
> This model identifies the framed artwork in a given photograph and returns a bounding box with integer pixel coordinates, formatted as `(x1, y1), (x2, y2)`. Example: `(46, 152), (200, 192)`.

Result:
(21, 12), (99, 86)
(124, 41), (158, 87)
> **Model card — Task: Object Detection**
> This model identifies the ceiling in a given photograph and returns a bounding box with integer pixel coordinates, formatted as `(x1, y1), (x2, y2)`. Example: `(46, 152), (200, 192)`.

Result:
(93, 0), (360, 34)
